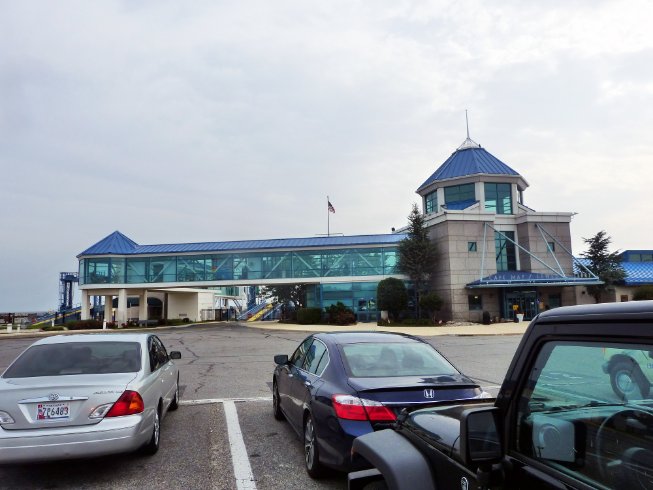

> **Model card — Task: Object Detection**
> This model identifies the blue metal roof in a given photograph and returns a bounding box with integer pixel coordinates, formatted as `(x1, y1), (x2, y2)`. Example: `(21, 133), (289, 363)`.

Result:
(79, 232), (407, 257)
(78, 231), (138, 256)
(467, 271), (601, 288)
(417, 147), (520, 192)
(623, 262), (653, 285)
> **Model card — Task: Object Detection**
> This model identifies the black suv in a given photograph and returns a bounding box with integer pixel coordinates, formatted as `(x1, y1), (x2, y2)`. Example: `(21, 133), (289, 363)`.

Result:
(349, 301), (653, 490)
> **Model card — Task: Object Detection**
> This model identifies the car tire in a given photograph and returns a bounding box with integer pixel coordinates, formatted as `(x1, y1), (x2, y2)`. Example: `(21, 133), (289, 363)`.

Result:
(363, 481), (388, 490)
(610, 361), (650, 399)
(169, 376), (180, 411)
(272, 382), (284, 421)
(304, 414), (327, 479)
(142, 406), (161, 455)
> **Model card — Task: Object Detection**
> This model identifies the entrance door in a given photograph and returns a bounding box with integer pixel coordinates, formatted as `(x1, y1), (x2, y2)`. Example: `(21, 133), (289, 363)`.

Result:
(503, 290), (538, 320)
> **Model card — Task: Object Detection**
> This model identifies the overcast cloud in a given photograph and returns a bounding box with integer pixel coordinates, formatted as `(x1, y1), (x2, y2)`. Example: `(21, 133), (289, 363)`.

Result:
(2, 0), (653, 311)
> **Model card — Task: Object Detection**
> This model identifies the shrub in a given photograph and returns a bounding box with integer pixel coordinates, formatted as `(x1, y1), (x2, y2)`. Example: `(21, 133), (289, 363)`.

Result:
(326, 302), (356, 326)
(297, 308), (322, 325)
(65, 320), (103, 330)
(376, 278), (408, 320)
(419, 292), (443, 323)
(633, 285), (653, 301)
(41, 325), (66, 331)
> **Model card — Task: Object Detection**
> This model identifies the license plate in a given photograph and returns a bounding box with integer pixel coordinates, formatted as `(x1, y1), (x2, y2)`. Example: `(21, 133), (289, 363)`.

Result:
(37, 402), (70, 420)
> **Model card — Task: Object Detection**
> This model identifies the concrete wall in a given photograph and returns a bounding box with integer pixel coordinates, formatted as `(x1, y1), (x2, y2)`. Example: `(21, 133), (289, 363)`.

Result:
(167, 291), (215, 321)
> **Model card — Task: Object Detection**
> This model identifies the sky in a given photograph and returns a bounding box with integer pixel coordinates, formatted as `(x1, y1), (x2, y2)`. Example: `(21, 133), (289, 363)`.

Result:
(2, 0), (653, 311)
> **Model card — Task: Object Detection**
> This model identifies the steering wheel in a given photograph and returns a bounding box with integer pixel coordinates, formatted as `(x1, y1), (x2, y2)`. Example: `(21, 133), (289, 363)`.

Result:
(595, 409), (653, 489)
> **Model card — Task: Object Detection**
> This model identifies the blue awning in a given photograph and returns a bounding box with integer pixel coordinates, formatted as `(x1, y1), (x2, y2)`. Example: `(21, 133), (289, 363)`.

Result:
(467, 271), (602, 289)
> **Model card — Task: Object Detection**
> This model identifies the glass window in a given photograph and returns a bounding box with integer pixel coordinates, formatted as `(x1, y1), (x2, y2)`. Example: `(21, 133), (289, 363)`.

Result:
(110, 258), (125, 284)
(126, 258), (147, 283)
(149, 256), (176, 282)
(468, 242), (478, 252)
(516, 341), (653, 488)
(495, 231), (517, 272)
(177, 256), (207, 282)
(86, 259), (110, 284)
(547, 242), (555, 253)
(484, 183), (512, 214)
(630, 254), (642, 262)
(303, 340), (328, 375)
(425, 191), (438, 214)
(3, 342), (142, 377)
(468, 294), (483, 311)
(383, 249), (398, 274)
(351, 249), (384, 276)
(292, 252), (321, 277)
(444, 183), (475, 204)
(340, 343), (458, 378)
(207, 255), (233, 280)
(643, 254), (653, 262)
(290, 337), (313, 368)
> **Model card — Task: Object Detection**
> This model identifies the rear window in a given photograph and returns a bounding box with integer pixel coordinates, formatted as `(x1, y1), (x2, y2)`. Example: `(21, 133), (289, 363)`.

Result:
(341, 342), (458, 378)
(2, 342), (142, 378)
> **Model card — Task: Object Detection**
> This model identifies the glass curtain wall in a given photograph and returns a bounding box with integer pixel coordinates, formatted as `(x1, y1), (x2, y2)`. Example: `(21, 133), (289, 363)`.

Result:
(82, 247), (399, 284)
(425, 191), (438, 213)
(444, 183), (475, 205)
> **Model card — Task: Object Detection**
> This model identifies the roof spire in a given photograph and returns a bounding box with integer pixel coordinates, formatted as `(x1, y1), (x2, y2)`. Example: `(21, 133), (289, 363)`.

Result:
(457, 110), (481, 150)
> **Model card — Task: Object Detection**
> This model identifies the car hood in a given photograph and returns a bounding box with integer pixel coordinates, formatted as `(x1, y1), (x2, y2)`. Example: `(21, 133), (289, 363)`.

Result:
(0, 373), (138, 430)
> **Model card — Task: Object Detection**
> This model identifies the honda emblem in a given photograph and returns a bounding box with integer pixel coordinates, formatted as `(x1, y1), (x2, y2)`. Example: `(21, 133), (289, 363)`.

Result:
(423, 388), (435, 399)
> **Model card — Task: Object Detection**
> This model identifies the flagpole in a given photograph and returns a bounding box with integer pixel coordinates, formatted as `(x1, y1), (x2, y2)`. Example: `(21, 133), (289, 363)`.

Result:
(327, 195), (330, 236)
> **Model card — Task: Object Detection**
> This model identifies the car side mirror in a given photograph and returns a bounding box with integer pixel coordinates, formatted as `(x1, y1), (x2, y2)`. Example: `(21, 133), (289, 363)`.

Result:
(274, 354), (289, 365)
(170, 351), (182, 360)
(460, 407), (503, 466)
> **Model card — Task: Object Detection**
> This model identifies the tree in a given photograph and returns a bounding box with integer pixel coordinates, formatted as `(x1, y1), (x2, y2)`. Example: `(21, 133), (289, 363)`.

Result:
(580, 230), (625, 303)
(419, 292), (443, 323)
(261, 284), (308, 319)
(376, 277), (408, 320)
(397, 204), (439, 317)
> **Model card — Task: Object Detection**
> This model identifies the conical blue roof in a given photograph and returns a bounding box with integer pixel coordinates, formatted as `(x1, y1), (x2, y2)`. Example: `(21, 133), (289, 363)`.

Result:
(78, 231), (138, 256)
(417, 140), (520, 193)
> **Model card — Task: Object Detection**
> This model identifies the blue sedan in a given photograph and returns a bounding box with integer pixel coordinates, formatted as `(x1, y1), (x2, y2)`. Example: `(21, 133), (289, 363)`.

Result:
(272, 331), (488, 477)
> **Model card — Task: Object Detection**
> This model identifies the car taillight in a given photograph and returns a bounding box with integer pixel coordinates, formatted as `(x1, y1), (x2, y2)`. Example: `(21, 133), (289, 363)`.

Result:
(331, 394), (396, 422)
(105, 390), (145, 417)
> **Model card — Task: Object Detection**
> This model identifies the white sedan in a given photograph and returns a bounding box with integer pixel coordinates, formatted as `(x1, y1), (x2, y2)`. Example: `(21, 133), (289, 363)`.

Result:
(0, 333), (181, 463)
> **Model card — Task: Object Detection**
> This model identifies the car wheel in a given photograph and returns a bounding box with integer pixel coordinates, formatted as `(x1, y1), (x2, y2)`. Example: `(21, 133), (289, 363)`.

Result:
(272, 382), (284, 421)
(142, 406), (161, 455)
(169, 376), (180, 411)
(610, 361), (650, 399)
(304, 414), (327, 478)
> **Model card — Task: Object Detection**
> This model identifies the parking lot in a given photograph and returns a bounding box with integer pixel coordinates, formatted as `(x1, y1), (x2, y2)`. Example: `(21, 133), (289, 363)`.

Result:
(0, 324), (521, 489)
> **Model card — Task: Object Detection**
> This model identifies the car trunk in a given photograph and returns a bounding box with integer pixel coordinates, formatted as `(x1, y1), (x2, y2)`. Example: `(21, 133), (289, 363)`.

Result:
(0, 373), (138, 430)
(348, 374), (482, 421)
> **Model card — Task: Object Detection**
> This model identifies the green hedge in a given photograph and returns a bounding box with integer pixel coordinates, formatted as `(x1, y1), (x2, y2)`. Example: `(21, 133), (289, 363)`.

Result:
(65, 320), (103, 330)
(297, 308), (322, 325)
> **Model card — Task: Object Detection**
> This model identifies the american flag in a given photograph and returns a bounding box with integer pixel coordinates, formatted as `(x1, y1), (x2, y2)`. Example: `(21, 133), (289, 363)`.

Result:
(328, 200), (335, 213)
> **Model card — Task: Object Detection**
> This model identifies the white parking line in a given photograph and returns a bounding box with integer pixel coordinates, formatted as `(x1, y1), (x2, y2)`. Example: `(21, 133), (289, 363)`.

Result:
(180, 396), (271, 406)
(223, 400), (257, 490)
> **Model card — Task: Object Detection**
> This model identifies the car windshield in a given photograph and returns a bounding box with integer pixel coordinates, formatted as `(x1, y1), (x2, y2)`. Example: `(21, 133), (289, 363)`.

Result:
(2, 341), (142, 378)
(341, 342), (458, 377)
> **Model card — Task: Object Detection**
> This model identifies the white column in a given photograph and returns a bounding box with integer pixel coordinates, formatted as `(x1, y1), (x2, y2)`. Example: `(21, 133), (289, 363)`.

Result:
(104, 295), (113, 323)
(117, 289), (128, 324)
(81, 290), (90, 320)
(139, 290), (148, 323)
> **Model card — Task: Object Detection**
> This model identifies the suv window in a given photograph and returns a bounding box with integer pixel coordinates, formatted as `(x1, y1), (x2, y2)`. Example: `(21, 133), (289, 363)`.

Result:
(290, 337), (313, 368)
(303, 340), (329, 376)
(515, 340), (653, 489)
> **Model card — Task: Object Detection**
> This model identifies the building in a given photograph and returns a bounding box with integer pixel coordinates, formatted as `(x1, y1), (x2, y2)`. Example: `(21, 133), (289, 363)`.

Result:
(77, 232), (405, 323)
(415, 135), (600, 322)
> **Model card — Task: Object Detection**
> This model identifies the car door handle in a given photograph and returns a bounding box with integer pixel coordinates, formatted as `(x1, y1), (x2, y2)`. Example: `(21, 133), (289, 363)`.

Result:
(304, 380), (312, 387)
